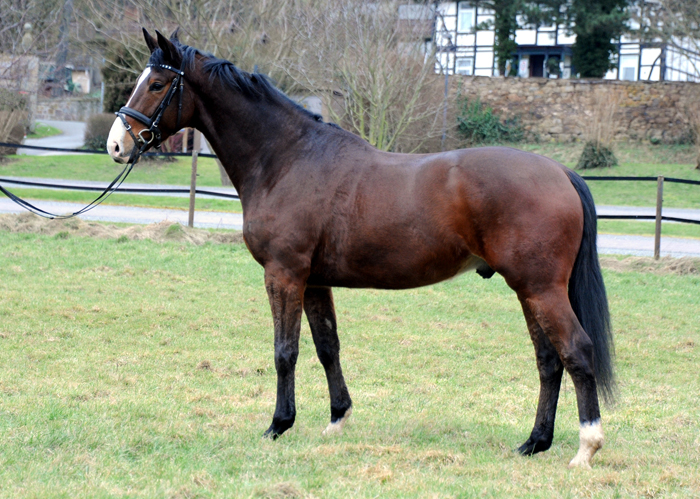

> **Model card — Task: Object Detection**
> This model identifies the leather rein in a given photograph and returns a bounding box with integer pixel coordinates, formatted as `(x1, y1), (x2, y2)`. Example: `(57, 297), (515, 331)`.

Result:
(0, 61), (186, 220)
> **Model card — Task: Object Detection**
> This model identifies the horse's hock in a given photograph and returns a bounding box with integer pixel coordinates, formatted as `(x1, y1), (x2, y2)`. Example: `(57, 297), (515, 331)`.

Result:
(453, 76), (700, 144)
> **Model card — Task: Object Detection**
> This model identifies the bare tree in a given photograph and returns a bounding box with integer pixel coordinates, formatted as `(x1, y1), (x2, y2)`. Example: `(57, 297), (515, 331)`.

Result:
(276, 0), (442, 152)
(634, 0), (700, 73)
(0, 0), (63, 56)
(77, 0), (443, 152)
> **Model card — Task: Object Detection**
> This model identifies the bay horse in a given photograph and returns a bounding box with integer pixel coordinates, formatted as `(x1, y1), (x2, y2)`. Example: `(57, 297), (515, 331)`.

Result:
(107, 30), (614, 468)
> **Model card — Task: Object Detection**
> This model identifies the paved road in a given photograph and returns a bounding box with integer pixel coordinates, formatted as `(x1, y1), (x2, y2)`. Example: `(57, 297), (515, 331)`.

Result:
(0, 198), (243, 230)
(17, 120), (87, 155)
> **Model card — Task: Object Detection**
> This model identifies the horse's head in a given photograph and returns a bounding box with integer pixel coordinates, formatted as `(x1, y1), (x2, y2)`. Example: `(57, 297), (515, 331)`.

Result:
(107, 29), (194, 163)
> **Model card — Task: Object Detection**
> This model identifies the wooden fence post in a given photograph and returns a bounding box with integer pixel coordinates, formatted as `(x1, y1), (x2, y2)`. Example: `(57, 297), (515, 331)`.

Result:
(654, 175), (664, 260)
(188, 129), (201, 228)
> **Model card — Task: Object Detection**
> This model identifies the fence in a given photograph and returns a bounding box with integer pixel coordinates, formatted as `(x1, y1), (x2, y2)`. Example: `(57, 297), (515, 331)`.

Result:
(583, 175), (700, 259)
(1, 141), (699, 259)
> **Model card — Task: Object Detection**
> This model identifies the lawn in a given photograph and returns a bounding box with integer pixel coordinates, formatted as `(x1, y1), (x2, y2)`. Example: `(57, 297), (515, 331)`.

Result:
(599, 220), (700, 240)
(3, 187), (243, 213)
(0, 230), (698, 497)
(26, 123), (63, 139)
(0, 154), (242, 213)
(0, 154), (225, 186)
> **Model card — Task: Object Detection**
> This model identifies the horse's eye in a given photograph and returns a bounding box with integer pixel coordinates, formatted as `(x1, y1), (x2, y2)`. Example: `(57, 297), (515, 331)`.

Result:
(149, 82), (165, 91)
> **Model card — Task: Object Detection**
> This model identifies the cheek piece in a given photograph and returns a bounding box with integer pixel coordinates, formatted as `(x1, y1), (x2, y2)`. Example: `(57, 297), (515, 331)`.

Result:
(117, 60), (186, 153)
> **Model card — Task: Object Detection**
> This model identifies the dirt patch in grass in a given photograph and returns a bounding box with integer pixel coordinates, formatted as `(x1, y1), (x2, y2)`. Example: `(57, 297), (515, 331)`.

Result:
(0, 212), (244, 245)
(600, 256), (700, 276)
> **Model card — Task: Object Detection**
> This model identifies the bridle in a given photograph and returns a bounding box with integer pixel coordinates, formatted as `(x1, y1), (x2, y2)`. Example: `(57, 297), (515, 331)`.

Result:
(0, 60), (187, 220)
(116, 60), (186, 152)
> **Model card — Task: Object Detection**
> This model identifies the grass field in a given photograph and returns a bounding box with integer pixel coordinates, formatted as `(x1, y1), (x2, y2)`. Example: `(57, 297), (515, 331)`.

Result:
(2, 187), (243, 213)
(1, 230), (698, 497)
(0, 154), (225, 186)
(26, 123), (63, 140)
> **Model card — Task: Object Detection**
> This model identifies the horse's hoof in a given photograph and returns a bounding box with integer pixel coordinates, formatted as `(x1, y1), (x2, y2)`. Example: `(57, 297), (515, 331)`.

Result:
(568, 420), (604, 469)
(322, 407), (352, 436)
(517, 435), (552, 456)
(262, 417), (295, 439)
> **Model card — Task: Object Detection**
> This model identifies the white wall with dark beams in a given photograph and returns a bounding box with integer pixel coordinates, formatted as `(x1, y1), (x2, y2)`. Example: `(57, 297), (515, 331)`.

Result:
(431, 0), (700, 82)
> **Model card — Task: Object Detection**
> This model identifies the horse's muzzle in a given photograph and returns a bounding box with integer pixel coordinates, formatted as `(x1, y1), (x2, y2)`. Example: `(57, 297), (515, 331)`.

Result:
(107, 118), (134, 164)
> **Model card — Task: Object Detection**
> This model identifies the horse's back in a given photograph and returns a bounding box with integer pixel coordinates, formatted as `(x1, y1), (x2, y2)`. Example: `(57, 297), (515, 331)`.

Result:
(305, 146), (583, 290)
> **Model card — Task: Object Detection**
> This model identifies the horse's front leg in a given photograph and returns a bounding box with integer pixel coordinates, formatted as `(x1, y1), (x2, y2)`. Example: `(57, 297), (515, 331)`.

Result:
(262, 265), (305, 439)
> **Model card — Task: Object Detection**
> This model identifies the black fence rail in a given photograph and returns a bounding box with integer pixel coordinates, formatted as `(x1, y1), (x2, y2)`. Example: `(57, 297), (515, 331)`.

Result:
(1, 141), (699, 257)
(0, 141), (217, 159)
(582, 175), (700, 186)
(0, 177), (239, 200)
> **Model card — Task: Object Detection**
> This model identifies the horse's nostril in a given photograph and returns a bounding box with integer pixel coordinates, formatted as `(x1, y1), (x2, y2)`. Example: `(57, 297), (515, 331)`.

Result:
(114, 143), (120, 154)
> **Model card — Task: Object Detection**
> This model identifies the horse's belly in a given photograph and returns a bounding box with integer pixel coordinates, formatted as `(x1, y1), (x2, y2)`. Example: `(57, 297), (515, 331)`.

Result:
(308, 252), (490, 290)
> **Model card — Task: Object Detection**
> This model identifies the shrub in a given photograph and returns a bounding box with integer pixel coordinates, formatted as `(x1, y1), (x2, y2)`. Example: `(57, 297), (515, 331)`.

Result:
(0, 89), (28, 156)
(576, 141), (618, 169)
(456, 95), (523, 145)
(84, 113), (116, 151)
(576, 86), (619, 169)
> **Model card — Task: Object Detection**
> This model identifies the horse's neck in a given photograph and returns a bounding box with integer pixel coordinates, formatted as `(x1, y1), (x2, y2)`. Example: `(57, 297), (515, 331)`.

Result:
(193, 79), (311, 204)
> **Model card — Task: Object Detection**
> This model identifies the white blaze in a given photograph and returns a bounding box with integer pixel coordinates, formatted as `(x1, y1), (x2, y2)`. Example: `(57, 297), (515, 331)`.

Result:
(125, 67), (151, 107)
(108, 67), (151, 162)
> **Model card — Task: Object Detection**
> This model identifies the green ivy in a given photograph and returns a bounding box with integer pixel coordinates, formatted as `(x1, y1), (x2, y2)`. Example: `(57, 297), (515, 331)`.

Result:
(456, 95), (523, 145)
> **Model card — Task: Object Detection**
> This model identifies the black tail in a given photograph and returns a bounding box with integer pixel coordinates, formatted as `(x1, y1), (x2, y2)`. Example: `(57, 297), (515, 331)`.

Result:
(565, 169), (616, 404)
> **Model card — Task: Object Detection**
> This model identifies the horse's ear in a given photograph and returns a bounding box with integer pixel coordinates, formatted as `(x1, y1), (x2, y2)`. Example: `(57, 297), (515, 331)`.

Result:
(155, 29), (181, 65)
(170, 27), (180, 42)
(143, 28), (158, 54)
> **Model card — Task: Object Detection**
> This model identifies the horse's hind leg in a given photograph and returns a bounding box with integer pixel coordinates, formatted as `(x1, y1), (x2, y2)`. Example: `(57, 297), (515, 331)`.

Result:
(524, 287), (604, 468)
(517, 298), (564, 456)
(303, 286), (353, 435)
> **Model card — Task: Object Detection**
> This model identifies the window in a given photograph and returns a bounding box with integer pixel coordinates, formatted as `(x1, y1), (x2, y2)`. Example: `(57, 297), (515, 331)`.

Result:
(456, 58), (474, 75)
(458, 2), (475, 32)
(620, 55), (638, 81)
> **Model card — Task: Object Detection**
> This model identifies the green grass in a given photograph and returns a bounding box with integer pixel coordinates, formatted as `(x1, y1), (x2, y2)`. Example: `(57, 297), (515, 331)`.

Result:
(0, 231), (698, 497)
(26, 123), (63, 139)
(1, 154), (225, 186)
(599, 220), (700, 239)
(4, 187), (243, 213)
(580, 164), (700, 210)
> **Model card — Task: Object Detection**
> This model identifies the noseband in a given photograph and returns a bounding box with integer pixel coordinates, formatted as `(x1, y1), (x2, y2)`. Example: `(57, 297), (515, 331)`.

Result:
(116, 61), (186, 151)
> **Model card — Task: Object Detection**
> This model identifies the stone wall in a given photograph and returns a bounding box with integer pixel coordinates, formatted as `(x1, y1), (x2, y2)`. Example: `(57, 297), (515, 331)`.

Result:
(35, 97), (101, 122)
(454, 76), (700, 143)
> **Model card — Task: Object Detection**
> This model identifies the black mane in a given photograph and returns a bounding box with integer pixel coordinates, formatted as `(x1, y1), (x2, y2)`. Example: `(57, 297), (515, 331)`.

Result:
(148, 41), (325, 123)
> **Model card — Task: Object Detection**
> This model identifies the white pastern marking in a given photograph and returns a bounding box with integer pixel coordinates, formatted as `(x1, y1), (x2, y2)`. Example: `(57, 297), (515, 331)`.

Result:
(322, 407), (352, 436)
(125, 67), (151, 107)
(568, 419), (604, 469)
